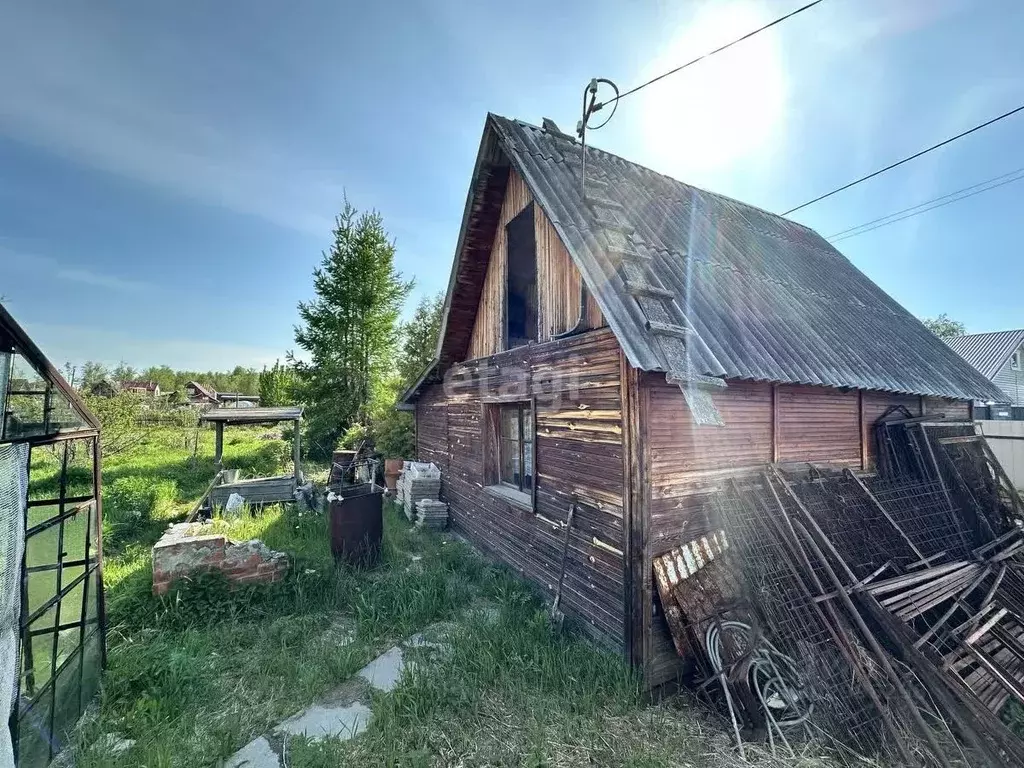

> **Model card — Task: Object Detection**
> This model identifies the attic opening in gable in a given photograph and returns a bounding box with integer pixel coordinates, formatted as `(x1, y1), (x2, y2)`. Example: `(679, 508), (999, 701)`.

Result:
(505, 202), (537, 348)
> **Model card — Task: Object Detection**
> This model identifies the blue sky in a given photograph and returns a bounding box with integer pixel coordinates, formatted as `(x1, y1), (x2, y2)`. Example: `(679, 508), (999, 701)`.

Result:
(1, 0), (1022, 371)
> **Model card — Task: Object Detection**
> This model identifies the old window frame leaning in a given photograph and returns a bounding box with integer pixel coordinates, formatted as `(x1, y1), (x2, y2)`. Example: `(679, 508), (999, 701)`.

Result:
(482, 398), (536, 509)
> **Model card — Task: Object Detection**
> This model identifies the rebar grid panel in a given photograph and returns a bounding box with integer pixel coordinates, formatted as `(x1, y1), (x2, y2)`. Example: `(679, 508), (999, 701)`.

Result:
(868, 477), (974, 563)
(874, 420), (1016, 546)
(940, 440), (1015, 534)
(782, 476), (924, 579)
(708, 479), (894, 759)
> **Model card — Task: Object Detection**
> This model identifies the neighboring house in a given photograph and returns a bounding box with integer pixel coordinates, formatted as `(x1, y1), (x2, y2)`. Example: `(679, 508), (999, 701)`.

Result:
(119, 379), (160, 397)
(946, 329), (1024, 406)
(185, 380), (218, 404)
(87, 378), (119, 398)
(400, 114), (1004, 687)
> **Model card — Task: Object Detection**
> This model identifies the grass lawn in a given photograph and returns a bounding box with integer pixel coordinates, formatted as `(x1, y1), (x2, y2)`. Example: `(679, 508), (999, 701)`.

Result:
(30, 425), (840, 767)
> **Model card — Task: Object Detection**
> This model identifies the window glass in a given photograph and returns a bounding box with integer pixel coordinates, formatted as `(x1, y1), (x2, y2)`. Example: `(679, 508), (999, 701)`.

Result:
(500, 437), (520, 486)
(496, 403), (533, 493)
(2, 352), (88, 439)
(500, 406), (519, 439)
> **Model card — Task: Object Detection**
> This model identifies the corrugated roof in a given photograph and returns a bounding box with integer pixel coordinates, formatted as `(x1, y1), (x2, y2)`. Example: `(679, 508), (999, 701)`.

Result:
(484, 114), (1004, 402)
(947, 330), (1024, 379)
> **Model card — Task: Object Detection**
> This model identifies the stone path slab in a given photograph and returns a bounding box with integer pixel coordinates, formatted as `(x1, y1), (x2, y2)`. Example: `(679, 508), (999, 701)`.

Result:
(357, 645), (406, 692)
(224, 623), (451, 765)
(225, 736), (280, 768)
(275, 702), (372, 741)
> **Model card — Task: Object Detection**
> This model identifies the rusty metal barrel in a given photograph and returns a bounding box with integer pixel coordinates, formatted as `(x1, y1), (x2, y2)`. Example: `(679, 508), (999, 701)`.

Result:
(328, 482), (383, 567)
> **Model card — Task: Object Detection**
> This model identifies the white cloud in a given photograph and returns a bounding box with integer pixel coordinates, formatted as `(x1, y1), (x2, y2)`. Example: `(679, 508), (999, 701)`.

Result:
(23, 322), (287, 372)
(3, 246), (155, 294)
(55, 268), (153, 294)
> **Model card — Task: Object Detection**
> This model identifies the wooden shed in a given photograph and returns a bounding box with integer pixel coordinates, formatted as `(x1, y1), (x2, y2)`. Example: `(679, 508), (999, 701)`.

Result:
(400, 115), (1005, 687)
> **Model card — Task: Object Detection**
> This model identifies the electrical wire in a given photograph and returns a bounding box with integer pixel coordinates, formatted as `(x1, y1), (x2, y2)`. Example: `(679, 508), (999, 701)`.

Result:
(827, 166), (1024, 239)
(704, 620), (812, 759)
(782, 103), (1024, 215)
(578, 78), (620, 196)
(827, 167), (1024, 243)
(593, 0), (828, 112)
(574, 1), (826, 193)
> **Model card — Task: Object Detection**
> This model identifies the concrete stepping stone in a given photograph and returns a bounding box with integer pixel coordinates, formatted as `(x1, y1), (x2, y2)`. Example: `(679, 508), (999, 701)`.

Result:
(357, 645), (406, 692)
(225, 627), (447, 766)
(225, 736), (280, 768)
(275, 702), (372, 741)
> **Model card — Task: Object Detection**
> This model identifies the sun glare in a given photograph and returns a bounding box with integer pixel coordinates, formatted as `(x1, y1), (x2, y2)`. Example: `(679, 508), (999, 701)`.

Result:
(638, 1), (788, 179)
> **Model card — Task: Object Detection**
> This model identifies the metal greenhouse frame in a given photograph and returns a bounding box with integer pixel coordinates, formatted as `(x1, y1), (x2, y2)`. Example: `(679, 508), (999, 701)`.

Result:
(1, 304), (106, 767)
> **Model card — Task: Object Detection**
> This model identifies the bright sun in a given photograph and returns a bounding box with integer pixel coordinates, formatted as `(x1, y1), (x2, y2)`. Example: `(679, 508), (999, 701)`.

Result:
(637, 1), (788, 179)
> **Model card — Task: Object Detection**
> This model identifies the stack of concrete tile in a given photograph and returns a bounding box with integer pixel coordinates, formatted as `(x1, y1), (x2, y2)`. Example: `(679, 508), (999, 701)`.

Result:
(415, 499), (449, 530)
(401, 462), (441, 521)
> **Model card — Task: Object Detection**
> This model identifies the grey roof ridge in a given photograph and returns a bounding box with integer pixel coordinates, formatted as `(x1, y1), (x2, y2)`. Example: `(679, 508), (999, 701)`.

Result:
(500, 114), (822, 239)
(951, 328), (1024, 339)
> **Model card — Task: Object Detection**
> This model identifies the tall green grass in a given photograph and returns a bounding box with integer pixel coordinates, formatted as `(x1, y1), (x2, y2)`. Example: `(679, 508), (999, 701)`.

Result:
(56, 426), (846, 767)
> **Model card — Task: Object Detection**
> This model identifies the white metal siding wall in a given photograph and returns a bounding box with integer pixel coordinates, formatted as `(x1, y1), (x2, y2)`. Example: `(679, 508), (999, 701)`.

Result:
(990, 354), (1024, 406)
(979, 420), (1024, 489)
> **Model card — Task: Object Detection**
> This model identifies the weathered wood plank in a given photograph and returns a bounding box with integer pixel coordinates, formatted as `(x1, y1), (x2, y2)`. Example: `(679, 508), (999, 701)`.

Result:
(466, 169), (605, 360)
(416, 330), (627, 651)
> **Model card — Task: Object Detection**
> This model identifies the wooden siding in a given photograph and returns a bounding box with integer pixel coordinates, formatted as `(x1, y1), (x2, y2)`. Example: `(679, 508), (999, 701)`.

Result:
(466, 169), (604, 360)
(537, 212), (603, 339)
(649, 378), (773, 500)
(416, 329), (626, 650)
(923, 396), (971, 420)
(776, 385), (861, 466)
(415, 395), (450, 493)
(862, 391), (921, 465)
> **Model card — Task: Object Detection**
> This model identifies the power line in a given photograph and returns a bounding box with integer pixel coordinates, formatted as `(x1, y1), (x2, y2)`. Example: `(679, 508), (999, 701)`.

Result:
(827, 167), (1024, 243)
(827, 166), (1024, 239)
(782, 103), (1024, 215)
(591, 0), (828, 113)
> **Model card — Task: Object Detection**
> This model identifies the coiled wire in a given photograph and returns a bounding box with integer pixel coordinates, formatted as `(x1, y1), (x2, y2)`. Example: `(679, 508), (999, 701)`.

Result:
(704, 620), (813, 758)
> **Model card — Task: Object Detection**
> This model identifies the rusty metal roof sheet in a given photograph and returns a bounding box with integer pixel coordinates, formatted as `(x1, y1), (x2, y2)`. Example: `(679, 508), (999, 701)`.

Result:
(488, 114), (1005, 402)
(946, 329), (1024, 380)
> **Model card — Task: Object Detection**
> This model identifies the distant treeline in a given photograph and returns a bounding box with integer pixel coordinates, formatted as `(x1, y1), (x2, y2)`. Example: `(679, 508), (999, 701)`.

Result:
(67, 361), (261, 397)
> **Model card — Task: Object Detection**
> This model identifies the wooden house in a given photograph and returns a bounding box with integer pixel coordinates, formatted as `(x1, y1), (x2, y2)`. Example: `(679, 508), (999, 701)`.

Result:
(119, 379), (160, 397)
(185, 380), (218, 405)
(400, 115), (1005, 687)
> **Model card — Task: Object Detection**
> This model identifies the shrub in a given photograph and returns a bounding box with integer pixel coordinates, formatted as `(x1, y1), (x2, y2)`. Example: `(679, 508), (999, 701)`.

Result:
(373, 408), (415, 459)
(104, 476), (177, 543)
(338, 423), (368, 450)
(235, 440), (289, 477)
